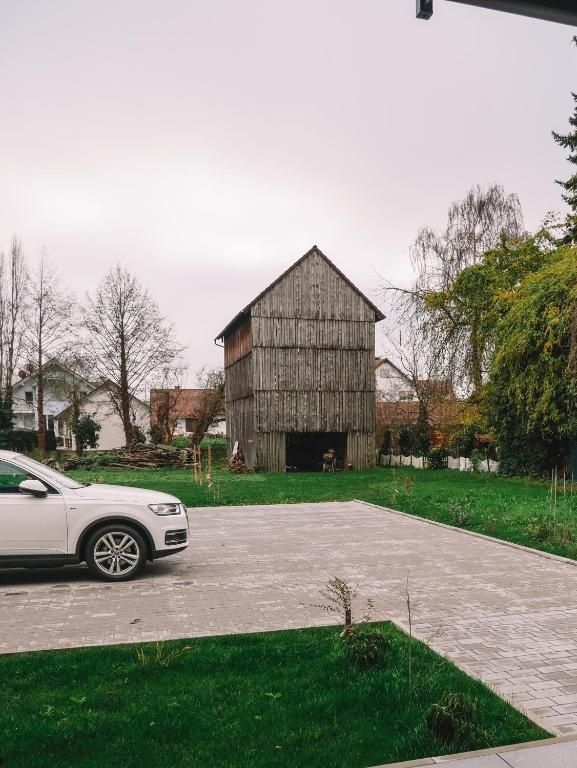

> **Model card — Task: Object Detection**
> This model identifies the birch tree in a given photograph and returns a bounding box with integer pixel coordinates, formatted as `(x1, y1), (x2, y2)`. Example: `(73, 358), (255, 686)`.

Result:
(385, 184), (525, 397)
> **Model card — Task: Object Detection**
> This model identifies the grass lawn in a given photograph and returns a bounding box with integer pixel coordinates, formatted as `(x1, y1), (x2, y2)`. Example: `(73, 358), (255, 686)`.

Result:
(70, 464), (577, 560)
(0, 624), (548, 768)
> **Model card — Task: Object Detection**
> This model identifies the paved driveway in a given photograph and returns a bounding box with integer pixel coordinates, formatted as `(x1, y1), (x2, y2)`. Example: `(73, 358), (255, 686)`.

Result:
(3, 500), (577, 736)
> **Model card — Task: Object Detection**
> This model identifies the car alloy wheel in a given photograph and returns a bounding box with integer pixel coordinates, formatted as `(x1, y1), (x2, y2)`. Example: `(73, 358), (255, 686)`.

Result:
(92, 531), (141, 577)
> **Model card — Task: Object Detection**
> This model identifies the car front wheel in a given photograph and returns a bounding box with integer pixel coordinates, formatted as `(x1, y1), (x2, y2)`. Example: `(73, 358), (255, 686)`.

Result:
(85, 525), (147, 581)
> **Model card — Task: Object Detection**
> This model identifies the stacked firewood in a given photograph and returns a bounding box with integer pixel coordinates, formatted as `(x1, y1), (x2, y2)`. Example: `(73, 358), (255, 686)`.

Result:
(228, 452), (248, 473)
(63, 443), (196, 470)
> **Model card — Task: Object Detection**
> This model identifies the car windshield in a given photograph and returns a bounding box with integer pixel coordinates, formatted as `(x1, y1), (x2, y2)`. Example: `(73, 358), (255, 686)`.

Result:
(12, 454), (87, 490)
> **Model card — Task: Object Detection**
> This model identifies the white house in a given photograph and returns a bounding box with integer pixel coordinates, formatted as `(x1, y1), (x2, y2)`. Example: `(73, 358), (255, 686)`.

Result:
(57, 382), (150, 451)
(12, 360), (94, 439)
(374, 358), (418, 402)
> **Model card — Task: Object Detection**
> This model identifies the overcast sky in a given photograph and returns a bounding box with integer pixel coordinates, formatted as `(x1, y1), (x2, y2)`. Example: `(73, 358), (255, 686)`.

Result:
(0, 0), (575, 376)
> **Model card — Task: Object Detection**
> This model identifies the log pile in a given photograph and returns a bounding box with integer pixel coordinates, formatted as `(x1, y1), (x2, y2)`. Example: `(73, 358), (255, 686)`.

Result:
(228, 450), (248, 473)
(63, 443), (196, 470)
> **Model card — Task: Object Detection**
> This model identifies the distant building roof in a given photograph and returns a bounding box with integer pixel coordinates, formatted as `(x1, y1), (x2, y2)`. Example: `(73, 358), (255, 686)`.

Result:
(376, 400), (469, 429)
(374, 358), (455, 399)
(149, 388), (217, 426)
(56, 380), (149, 418)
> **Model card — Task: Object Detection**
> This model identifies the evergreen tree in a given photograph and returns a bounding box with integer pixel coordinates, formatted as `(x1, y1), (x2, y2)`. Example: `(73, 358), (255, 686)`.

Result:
(72, 415), (101, 455)
(552, 37), (577, 244)
(0, 393), (14, 449)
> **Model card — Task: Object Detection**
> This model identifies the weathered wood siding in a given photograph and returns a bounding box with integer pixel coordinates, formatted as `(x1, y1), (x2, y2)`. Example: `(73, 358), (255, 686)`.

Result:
(222, 249), (380, 470)
(346, 431), (376, 469)
(252, 252), (376, 468)
(224, 317), (255, 466)
(252, 318), (374, 350)
(254, 392), (374, 433)
(251, 250), (376, 322)
(224, 318), (252, 368)
(253, 348), (374, 393)
(255, 431), (286, 472)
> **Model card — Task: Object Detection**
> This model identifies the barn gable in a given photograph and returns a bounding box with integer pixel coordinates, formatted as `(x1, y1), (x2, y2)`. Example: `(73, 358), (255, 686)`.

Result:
(215, 245), (383, 341)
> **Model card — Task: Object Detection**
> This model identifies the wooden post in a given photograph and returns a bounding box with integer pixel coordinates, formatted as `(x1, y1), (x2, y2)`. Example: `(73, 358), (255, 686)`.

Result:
(207, 445), (213, 488)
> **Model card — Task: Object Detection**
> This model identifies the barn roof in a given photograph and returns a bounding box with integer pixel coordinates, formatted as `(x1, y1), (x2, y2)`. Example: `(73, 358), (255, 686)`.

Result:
(215, 245), (385, 341)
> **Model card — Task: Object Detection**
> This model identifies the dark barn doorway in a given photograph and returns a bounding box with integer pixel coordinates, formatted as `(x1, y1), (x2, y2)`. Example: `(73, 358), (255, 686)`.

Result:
(285, 432), (347, 472)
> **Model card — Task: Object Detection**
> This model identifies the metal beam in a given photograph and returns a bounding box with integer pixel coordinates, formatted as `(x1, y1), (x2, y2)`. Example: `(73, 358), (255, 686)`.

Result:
(417, 0), (577, 25)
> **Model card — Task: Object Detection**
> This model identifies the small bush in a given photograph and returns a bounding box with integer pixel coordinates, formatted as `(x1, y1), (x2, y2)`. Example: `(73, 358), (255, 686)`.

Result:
(171, 435), (190, 449)
(45, 429), (57, 451)
(131, 425), (146, 444)
(135, 642), (193, 668)
(341, 627), (390, 670)
(469, 449), (486, 473)
(449, 496), (473, 528)
(93, 453), (117, 467)
(482, 514), (499, 537)
(148, 425), (165, 445)
(526, 514), (555, 542)
(398, 426), (413, 457)
(426, 692), (478, 746)
(427, 446), (448, 470)
(11, 429), (38, 452)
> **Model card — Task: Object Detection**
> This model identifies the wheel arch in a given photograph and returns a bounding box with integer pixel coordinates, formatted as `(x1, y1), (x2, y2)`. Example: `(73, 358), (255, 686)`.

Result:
(76, 517), (155, 562)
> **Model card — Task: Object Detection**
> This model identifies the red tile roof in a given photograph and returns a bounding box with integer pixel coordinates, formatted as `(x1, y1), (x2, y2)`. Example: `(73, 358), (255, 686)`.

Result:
(149, 388), (216, 425)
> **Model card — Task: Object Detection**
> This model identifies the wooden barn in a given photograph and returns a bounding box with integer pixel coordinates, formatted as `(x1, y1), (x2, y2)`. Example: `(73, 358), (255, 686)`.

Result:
(215, 246), (384, 472)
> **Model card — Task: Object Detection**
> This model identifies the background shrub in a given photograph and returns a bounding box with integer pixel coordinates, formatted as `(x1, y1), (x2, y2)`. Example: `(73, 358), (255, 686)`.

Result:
(341, 627), (390, 670)
(427, 446), (448, 470)
(426, 692), (478, 746)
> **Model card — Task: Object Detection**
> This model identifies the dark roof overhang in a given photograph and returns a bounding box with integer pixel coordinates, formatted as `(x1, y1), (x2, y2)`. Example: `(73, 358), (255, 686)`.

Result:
(419, 0), (577, 25)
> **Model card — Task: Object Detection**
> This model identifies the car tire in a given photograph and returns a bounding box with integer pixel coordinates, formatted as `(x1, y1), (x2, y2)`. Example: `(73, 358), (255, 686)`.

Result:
(85, 524), (148, 581)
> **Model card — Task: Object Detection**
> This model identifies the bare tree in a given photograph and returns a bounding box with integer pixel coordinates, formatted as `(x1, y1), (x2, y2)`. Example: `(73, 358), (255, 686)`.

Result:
(82, 266), (183, 445)
(385, 184), (525, 397)
(382, 312), (456, 451)
(148, 364), (188, 444)
(2, 239), (27, 393)
(49, 349), (96, 451)
(25, 258), (75, 457)
(0, 239), (28, 447)
(190, 366), (225, 442)
(410, 184), (524, 292)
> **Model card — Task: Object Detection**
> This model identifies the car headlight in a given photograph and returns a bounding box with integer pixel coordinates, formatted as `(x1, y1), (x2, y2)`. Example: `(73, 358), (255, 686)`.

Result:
(148, 503), (182, 516)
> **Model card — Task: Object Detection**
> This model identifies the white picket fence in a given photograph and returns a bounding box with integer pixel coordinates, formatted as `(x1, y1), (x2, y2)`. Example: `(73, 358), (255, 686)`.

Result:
(379, 453), (499, 473)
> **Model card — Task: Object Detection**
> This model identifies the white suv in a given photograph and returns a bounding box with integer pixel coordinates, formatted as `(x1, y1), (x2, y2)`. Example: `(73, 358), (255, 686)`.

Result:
(0, 450), (189, 581)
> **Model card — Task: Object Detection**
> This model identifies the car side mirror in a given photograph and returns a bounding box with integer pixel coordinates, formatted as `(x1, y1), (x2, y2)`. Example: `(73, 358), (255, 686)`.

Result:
(19, 479), (48, 498)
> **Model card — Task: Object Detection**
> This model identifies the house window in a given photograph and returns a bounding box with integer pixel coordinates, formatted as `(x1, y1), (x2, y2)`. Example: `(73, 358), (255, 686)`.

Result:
(25, 391), (33, 404)
(185, 418), (195, 433)
(46, 415), (55, 431)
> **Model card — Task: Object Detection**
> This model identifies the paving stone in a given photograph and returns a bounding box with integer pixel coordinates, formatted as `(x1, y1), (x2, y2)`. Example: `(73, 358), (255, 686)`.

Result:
(503, 739), (577, 766)
(4, 500), (577, 737)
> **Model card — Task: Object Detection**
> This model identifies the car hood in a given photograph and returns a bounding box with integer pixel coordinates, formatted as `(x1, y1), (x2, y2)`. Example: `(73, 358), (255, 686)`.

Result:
(70, 483), (182, 505)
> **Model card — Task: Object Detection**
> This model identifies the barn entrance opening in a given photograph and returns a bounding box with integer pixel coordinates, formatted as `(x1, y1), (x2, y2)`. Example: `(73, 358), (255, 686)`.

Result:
(285, 432), (347, 472)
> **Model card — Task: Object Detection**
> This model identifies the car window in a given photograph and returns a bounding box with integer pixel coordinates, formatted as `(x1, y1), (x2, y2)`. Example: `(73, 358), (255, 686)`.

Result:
(0, 460), (30, 493)
(12, 455), (85, 490)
